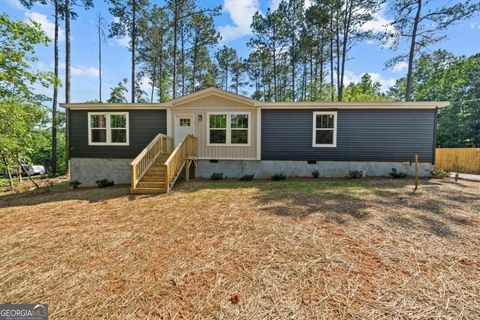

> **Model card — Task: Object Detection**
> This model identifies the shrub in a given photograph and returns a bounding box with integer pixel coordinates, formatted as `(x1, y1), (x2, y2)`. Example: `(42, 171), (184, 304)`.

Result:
(239, 174), (255, 181)
(431, 168), (449, 179)
(271, 173), (287, 181)
(210, 172), (224, 180)
(390, 168), (408, 179)
(311, 169), (320, 178)
(69, 180), (82, 189)
(95, 178), (115, 188)
(348, 170), (363, 179)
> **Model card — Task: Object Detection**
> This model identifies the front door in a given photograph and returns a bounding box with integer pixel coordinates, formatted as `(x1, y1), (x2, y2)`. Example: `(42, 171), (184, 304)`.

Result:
(174, 115), (194, 146)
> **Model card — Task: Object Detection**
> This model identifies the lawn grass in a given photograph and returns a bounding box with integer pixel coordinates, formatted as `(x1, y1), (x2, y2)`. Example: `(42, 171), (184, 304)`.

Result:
(0, 178), (479, 319)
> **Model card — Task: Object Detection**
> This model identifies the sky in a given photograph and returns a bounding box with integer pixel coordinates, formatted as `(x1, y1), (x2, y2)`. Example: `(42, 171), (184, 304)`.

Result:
(2, 0), (480, 103)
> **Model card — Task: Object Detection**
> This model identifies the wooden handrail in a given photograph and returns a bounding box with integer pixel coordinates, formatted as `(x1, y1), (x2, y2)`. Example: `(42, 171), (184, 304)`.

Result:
(130, 134), (174, 189)
(164, 134), (198, 191)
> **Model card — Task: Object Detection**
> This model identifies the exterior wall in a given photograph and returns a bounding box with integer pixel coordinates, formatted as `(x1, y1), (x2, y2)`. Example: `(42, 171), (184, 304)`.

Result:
(197, 160), (433, 178)
(170, 95), (257, 159)
(69, 109), (167, 158)
(70, 158), (132, 186)
(261, 109), (436, 163)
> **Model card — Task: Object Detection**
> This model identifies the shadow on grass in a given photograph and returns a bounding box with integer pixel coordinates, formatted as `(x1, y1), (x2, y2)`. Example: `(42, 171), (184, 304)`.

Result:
(0, 184), (158, 209)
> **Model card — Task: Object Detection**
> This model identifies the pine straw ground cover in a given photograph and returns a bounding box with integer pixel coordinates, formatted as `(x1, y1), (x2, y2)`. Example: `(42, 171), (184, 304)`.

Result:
(0, 178), (479, 319)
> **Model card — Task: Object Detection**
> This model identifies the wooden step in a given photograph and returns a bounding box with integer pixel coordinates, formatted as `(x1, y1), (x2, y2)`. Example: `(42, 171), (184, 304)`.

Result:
(137, 181), (166, 188)
(131, 187), (167, 194)
(147, 167), (166, 172)
(141, 175), (166, 182)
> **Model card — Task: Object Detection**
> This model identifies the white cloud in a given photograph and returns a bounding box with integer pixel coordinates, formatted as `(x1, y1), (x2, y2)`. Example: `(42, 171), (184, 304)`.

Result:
(115, 36), (130, 48)
(361, 4), (396, 47)
(392, 61), (408, 73)
(71, 66), (99, 77)
(25, 11), (65, 42)
(57, 63), (99, 77)
(361, 5), (394, 34)
(5, 0), (24, 10)
(470, 22), (480, 29)
(343, 70), (396, 92)
(218, 0), (260, 42)
(269, 0), (311, 11)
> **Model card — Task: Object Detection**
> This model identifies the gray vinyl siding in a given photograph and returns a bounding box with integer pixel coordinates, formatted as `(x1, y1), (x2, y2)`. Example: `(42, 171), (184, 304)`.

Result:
(69, 109), (167, 158)
(261, 109), (435, 162)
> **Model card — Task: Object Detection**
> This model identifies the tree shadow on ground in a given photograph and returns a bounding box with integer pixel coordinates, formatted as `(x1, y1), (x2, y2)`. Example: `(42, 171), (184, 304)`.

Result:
(0, 184), (157, 209)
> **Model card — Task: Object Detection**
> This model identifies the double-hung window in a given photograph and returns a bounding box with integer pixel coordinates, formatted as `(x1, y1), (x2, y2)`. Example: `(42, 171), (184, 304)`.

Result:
(313, 111), (337, 147)
(88, 112), (129, 145)
(208, 112), (250, 146)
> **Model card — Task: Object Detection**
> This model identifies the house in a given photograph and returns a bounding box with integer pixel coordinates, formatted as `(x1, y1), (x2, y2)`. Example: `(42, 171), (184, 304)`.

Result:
(61, 87), (449, 193)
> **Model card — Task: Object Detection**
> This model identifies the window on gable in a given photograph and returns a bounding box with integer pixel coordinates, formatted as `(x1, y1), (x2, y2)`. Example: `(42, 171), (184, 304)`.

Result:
(208, 113), (250, 146)
(313, 112), (337, 147)
(89, 112), (129, 145)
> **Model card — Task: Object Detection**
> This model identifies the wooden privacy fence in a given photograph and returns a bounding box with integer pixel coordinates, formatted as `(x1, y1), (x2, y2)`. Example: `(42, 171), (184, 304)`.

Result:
(435, 148), (480, 174)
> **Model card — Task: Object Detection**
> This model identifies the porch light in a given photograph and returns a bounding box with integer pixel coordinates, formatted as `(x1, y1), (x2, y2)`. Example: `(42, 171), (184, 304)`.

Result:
(198, 114), (203, 121)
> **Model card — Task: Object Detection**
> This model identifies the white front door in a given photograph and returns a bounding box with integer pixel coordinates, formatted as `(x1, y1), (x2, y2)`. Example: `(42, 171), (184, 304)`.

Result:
(174, 115), (194, 146)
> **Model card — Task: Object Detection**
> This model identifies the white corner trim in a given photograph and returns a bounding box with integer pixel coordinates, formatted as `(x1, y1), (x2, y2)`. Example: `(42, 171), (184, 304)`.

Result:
(87, 112), (129, 146)
(256, 108), (261, 160)
(312, 111), (337, 148)
(166, 109), (172, 136)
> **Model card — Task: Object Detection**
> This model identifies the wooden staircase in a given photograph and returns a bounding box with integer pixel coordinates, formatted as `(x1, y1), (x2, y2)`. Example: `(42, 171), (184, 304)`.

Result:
(130, 134), (197, 194)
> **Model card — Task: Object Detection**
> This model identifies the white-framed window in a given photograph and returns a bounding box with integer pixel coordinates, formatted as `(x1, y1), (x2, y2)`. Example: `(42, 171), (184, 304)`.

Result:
(88, 112), (129, 146)
(312, 111), (337, 147)
(207, 112), (250, 146)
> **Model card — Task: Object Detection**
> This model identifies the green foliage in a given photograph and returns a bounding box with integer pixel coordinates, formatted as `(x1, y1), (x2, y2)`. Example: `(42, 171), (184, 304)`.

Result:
(96, 178), (115, 188)
(348, 170), (363, 179)
(0, 14), (53, 181)
(389, 50), (480, 147)
(215, 46), (238, 91)
(311, 169), (320, 178)
(107, 78), (128, 103)
(239, 174), (255, 181)
(271, 173), (287, 181)
(390, 168), (408, 179)
(430, 168), (449, 179)
(210, 172), (224, 180)
(343, 74), (392, 102)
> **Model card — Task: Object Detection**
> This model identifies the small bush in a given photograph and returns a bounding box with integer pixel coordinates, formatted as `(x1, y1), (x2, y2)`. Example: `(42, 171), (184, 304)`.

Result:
(431, 168), (449, 179)
(311, 169), (320, 178)
(239, 174), (255, 181)
(69, 180), (82, 189)
(390, 168), (408, 179)
(271, 173), (287, 181)
(96, 178), (115, 188)
(210, 172), (224, 180)
(348, 170), (363, 179)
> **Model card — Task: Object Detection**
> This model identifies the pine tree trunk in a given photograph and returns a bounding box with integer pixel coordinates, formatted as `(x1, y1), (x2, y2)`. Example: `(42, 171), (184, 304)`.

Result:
(330, 13), (334, 102)
(335, 9), (341, 101)
(192, 37), (198, 92)
(64, 0), (70, 174)
(181, 17), (185, 96)
(51, 0), (59, 176)
(339, 0), (352, 102)
(172, 2), (178, 99)
(406, 0), (422, 101)
(131, 0), (136, 103)
(98, 16), (102, 102)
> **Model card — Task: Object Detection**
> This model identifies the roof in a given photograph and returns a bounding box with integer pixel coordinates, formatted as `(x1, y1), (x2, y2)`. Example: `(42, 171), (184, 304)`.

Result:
(60, 87), (450, 110)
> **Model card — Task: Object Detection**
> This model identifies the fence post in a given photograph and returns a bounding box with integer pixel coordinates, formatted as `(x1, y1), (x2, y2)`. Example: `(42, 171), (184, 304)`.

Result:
(414, 153), (419, 191)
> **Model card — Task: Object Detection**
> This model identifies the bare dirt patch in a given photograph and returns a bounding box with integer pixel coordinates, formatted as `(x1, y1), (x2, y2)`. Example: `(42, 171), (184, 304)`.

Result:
(0, 178), (479, 319)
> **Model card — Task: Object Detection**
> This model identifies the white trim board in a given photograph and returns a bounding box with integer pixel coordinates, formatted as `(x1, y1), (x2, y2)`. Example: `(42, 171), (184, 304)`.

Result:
(206, 112), (252, 147)
(87, 112), (129, 146)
